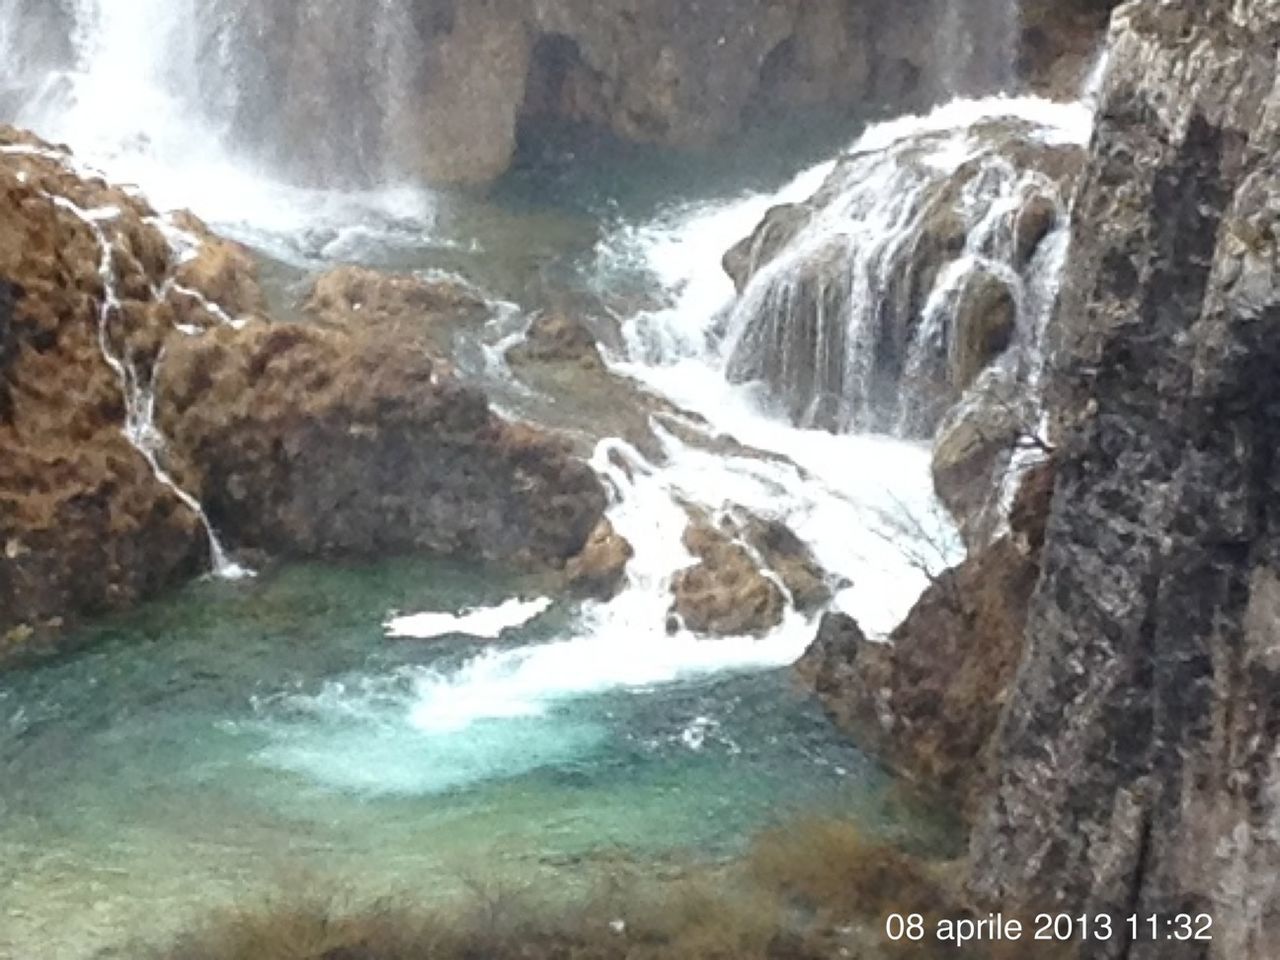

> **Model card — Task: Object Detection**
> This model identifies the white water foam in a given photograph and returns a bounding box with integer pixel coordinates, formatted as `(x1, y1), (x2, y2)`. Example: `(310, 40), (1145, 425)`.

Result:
(385, 597), (553, 641)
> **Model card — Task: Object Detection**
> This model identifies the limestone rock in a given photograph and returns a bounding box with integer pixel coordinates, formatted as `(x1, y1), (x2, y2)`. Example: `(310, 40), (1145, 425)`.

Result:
(0, 127), (257, 655)
(302, 265), (490, 351)
(563, 518), (633, 600)
(967, 4), (1280, 955)
(930, 369), (1031, 549)
(948, 270), (1017, 392)
(169, 211), (267, 321)
(671, 518), (786, 638)
(154, 319), (607, 569)
(724, 116), (1083, 436)
(670, 508), (830, 637)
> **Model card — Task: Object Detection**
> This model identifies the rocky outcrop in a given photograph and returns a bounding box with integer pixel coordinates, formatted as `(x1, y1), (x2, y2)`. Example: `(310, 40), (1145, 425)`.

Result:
(154, 318), (606, 567)
(671, 507), (831, 637)
(0, 130), (249, 653)
(797, 461), (1051, 818)
(109, 0), (1113, 188)
(966, 4), (1280, 957)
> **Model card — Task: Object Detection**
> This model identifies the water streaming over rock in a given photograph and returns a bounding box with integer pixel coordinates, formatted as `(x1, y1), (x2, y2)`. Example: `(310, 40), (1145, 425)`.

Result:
(718, 98), (1090, 437)
(0, 0), (432, 185)
(1, 142), (251, 580)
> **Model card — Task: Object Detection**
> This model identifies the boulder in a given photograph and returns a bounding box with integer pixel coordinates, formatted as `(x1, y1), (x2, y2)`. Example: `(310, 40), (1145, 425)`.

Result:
(563, 518), (633, 599)
(154, 318), (607, 568)
(671, 518), (786, 637)
(948, 269), (1017, 392)
(670, 508), (830, 637)
(1013, 192), (1061, 267)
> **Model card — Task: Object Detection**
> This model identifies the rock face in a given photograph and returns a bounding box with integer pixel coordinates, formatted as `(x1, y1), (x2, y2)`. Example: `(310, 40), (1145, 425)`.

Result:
(797, 462), (1051, 818)
(0, 130), (249, 653)
(966, 3), (1280, 956)
(155, 319), (606, 567)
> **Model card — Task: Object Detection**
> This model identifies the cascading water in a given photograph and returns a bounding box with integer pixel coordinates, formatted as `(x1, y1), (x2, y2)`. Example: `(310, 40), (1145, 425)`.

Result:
(610, 98), (1091, 441)
(1, 0), (429, 185)
(937, 0), (1023, 96)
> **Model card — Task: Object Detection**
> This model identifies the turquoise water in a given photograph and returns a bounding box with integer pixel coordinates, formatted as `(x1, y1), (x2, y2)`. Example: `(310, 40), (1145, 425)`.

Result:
(0, 559), (953, 959)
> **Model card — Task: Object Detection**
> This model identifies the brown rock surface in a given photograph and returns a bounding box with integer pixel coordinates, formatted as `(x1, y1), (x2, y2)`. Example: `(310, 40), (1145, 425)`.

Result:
(302, 265), (490, 352)
(563, 518), (633, 600)
(505, 310), (605, 371)
(0, 129), (253, 653)
(671, 508), (830, 637)
(154, 318), (607, 568)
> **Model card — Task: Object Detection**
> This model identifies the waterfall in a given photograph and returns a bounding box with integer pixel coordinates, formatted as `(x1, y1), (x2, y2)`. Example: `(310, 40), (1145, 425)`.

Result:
(0, 0), (430, 187)
(719, 97), (1091, 437)
(937, 0), (1023, 96)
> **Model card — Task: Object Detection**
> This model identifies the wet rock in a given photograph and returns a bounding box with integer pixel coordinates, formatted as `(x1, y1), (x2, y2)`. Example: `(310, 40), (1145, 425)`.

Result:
(0, 127), (255, 657)
(1013, 192), (1060, 268)
(671, 521), (786, 638)
(735, 513), (832, 614)
(967, 4), (1280, 954)
(948, 270), (1017, 392)
(670, 508), (831, 637)
(155, 319), (607, 570)
(723, 115), (1082, 437)
(722, 203), (812, 294)
(169, 211), (267, 321)
(931, 373), (1029, 551)
(563, 518), (633, 600)
(505, 310), (605, 371)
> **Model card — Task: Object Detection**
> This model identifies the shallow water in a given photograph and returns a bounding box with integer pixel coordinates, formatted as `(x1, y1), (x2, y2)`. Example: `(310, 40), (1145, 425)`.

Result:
(0, 559), (955, 959)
